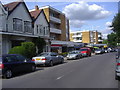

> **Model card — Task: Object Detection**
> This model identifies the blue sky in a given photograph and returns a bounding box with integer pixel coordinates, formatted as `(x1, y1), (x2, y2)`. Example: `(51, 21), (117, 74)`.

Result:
(2, 0), (119, 39)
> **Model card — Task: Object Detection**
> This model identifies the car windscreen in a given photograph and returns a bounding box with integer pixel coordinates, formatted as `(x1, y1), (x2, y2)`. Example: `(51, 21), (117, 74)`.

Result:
(80, 49), (87, 51)
(95, 49), (101, 51)
(69, 51), (79, 54)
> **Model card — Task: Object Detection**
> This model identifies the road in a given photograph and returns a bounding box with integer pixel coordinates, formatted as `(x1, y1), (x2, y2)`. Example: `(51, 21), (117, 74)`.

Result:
(1, 52), (120, 88)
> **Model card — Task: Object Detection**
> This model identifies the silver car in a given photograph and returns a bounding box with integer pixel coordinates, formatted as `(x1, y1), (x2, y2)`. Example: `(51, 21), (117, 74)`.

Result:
(116, 49), (120, 80)
(94, 48), (104, 54)
(32, 52), (64, 66)
(66, 50), (83, 60)
(115, 56), (120, 80)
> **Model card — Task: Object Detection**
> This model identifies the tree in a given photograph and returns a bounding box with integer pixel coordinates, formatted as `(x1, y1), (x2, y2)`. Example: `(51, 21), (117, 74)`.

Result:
(110, 13), (120, 43)
(21, 42), (36, 59)
(107, 33), (117, 47)
(102, 39), (108, 44)
(33, 37), (46, 54)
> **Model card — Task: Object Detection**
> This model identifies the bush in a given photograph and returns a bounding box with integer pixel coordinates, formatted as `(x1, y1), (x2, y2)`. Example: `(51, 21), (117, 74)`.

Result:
(9, 46), (25, 56)
(60, 52), (68, 57)
(21, 42), (36, 59)
(9, 42), (36, 59)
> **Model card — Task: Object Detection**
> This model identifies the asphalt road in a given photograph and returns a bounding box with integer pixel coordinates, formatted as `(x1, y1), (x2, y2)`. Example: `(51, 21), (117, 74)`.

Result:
(1, 52), (120, 88)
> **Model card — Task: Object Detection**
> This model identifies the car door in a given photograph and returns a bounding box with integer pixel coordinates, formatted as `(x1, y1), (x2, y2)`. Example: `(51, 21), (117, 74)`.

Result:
(4, 55), (21, 73)
(15, 55), (28, 72)
(50, 53), (58, 64)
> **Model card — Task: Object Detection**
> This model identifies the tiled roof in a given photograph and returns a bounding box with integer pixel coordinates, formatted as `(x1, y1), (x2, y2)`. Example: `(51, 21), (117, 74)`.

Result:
(30, 9), (42, 19)
(4, 1), (20, 12)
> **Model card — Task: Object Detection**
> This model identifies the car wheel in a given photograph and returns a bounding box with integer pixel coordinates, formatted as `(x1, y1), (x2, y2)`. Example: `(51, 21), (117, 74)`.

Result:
(76, 56), (79, 59)
(31, 65), (36, 72)
(4, 70), (12, 79)
(49, 61), (53, 67)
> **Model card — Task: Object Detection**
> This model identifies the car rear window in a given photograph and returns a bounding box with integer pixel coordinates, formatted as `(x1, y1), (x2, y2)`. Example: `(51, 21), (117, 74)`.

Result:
(3, 55), (17, 63)
(80, 49), (87, 51)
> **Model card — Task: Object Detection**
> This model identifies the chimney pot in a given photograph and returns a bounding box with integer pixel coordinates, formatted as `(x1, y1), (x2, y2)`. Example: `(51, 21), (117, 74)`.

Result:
(35, 5), (39, 10)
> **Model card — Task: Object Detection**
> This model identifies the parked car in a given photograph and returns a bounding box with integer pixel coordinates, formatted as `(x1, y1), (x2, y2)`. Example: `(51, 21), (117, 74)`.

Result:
(115, 56), (120, 80)
(32, 52), (64, 66)
(66, 50), (83, 60)
(94, 48), (104, 54)
(104, 49), (108, 53)
(0, 54), (36, 79)
(79, 48), (91, 57)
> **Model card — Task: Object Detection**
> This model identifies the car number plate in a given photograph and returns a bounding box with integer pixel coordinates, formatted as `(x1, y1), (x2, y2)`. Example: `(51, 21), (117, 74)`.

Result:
(36, 58), (41, 60)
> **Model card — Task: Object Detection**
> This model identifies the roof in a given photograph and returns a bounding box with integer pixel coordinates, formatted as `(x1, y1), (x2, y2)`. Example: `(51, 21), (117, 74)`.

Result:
(30, 9), (42, 20)
(30, 9), (49, 25)
(3, 0), (32, 20)
(3, 1), (21, 15)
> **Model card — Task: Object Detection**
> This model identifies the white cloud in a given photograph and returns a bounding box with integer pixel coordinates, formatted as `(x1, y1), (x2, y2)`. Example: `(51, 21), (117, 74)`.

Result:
(101, 22), (113, 39)
(70, 20), (86, 28)
(63, 1), (111, 20)
(105, 21), (112, 26)
(63, 1), (111, 28)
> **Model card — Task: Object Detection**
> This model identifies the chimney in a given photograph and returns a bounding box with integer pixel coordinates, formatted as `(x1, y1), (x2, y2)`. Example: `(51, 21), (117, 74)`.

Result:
(35, 5), (39, 10)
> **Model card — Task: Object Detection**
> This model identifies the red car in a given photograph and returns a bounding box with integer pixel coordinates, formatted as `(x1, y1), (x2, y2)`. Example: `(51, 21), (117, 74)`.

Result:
(80, 48), (91, 57)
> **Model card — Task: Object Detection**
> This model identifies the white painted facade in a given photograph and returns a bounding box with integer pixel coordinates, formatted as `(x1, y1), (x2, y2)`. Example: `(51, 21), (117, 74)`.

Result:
(1, 2), (34, 54)
(34, 12), (49, 37)
(0, 2), (8, 32)
(7, 3), (32, 34)
(0, 2), (8, 55)
(33, 11), (50, 52)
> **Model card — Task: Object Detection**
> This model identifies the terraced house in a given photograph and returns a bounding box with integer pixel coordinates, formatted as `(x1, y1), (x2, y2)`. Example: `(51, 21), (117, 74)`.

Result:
(0, 0), (50, 54)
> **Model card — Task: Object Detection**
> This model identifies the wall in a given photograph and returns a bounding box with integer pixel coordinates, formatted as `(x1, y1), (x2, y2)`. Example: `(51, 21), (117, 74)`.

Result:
(82, 31), (90, 43)
(43, 8), (50, 22)
(34, 11), (49, 37)
(7, 3), (32, 33)
(60, 14), (66, 41)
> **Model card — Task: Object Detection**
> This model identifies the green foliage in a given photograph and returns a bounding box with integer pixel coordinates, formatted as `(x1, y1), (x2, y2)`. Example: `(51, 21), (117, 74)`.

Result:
(9, 46), (25, 56)
(21, 42), (36, 59)
(9, 42), (36, 59)
(107, 33), (117, 47)
(111, 13), (120, 43)
(33, 37), (46, 54)
(102, 39), (108, 44)
(60, 52), (68, 57)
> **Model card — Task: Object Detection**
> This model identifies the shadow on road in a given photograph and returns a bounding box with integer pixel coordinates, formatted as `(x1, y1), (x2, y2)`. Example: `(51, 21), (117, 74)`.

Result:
(2, 68), (44, 79)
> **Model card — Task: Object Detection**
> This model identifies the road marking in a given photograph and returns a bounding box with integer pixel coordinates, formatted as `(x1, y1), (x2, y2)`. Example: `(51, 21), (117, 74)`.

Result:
(56, 75), (64, 80)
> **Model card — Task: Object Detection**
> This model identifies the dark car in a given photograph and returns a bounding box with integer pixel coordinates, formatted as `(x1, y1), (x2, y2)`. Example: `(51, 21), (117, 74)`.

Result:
(0, 54), (36, 79)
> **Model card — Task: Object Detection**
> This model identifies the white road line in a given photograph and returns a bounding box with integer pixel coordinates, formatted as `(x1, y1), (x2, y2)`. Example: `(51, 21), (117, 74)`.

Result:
(56, 75), (64, 80)
(56, 70), (74, 80)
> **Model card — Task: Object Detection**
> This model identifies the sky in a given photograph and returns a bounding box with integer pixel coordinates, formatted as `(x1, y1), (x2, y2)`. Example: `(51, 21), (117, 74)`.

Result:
(1, 0), (119, 39)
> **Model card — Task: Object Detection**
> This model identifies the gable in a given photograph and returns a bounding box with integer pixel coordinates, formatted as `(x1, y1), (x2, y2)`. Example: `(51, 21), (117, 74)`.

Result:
(6, 2), (32, 21)
(0, 2), (7, 15)
(35, 11), (49, 26)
